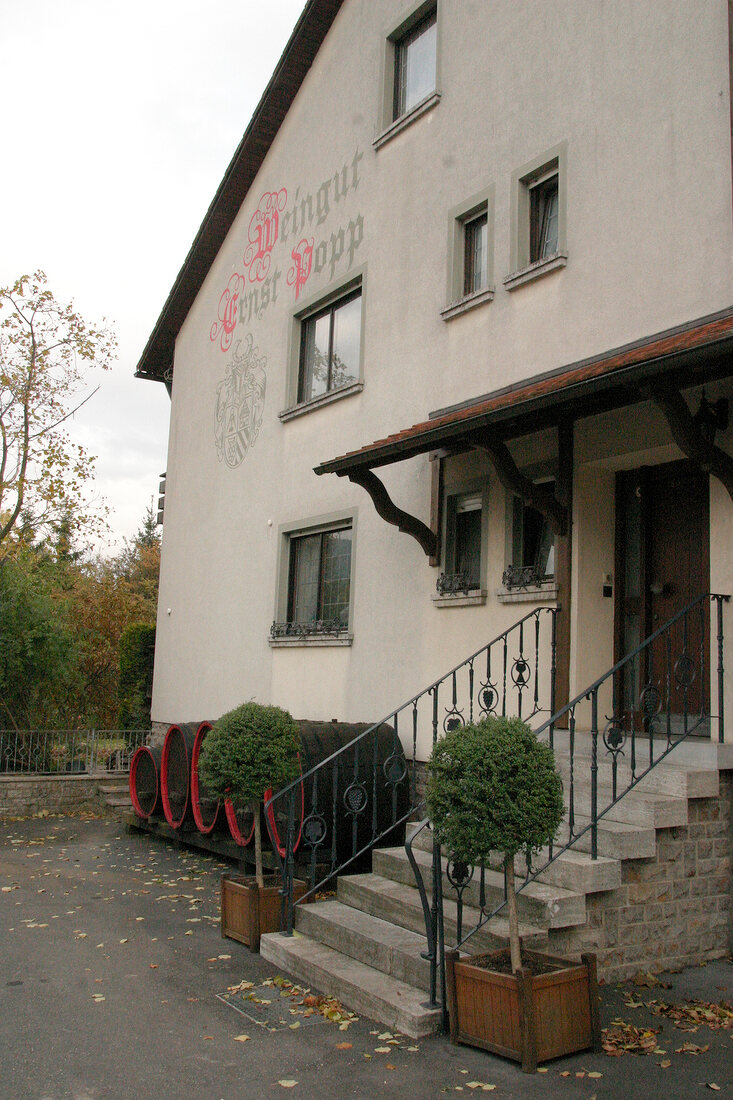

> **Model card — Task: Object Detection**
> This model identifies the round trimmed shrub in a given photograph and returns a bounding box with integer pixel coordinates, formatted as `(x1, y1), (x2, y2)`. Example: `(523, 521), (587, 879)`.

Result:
(426, 715), (564, 863)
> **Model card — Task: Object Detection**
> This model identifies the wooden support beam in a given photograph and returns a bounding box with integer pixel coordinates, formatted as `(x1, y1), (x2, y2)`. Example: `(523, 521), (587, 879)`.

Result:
(554, 418), (574, 716)
(467, 433), (568, 536)
(428, 453), (444, 567)
(346, 467), (438, 558)
(648, 387), (733, 503)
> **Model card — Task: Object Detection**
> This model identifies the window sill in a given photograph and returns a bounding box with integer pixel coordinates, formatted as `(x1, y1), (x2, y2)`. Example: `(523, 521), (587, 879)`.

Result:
(496, 582), (558, 605)
(269, 634), (354, 648)
(432, 590), (487, 608)
(502, 251), (568, 292)
(373, 91), (441, 151)
(279, 381), (363, 423)
(441, 286), (495, 322)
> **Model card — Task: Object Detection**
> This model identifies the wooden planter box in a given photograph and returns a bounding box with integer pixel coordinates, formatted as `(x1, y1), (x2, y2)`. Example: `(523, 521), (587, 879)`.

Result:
(445, 948), (601, 1073)
(221, 873), (308, 952)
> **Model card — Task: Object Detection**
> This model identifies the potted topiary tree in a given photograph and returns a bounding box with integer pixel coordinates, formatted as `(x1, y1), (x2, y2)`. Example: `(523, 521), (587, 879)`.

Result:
(426, 715), (601, 1072)
(198, 701), (303, 951)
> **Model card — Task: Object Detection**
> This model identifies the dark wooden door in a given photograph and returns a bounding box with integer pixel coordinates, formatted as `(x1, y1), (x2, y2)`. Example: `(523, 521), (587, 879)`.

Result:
(615, 461), (709, 732)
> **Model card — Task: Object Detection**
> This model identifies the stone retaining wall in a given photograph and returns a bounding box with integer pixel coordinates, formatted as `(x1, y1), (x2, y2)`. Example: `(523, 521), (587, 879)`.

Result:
(550, 772), (733, 980)
(0, 774), (108, 818)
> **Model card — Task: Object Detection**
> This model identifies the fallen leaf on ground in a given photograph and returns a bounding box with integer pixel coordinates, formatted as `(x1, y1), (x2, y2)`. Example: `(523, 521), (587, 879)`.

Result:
(233, 1035), (250, 1042)
(674, 1042), (710, 1055)
(602, 1022), (660, 1056)
(278, 1082), (298, 1089)
(336, 1042), (352, 1050)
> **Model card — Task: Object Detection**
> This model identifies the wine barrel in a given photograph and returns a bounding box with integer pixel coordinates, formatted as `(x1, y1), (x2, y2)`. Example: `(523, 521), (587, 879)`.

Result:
(224, 800), (256, 847)
(190, 721), (221, 835)
(129, 745), (161, 820)
(160, 723), (197, 829)
(266, 720), (409, 866)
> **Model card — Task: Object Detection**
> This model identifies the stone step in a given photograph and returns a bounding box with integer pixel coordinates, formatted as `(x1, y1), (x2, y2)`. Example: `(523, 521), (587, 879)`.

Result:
(105, 795), (132, 808)
(337, 872), (549, 954)
(555, 816), (657, 861)
(373, 845), (587, 930)
(259, 930), (442, 1038)
(294, 898), (431, 990)
(570, 784), (689, 829)
(408, 825), (622, 894)
(552, 751), (719, 800)
(99, 782), (130, 795)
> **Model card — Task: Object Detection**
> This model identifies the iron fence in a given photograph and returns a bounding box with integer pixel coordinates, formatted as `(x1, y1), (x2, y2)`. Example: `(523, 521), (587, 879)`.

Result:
(0, 729), (150, 776)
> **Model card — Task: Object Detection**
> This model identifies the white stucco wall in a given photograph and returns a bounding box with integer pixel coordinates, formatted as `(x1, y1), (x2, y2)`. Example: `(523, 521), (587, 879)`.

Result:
(151, 0), (733, 754)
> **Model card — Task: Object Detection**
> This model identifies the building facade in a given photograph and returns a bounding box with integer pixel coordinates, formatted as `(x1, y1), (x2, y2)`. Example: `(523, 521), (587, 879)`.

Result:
(137, 0), (733, 763)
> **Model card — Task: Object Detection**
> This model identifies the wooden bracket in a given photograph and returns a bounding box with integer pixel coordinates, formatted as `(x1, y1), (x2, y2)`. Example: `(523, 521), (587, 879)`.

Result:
(648, 386), (733, 503)
(346, 467), (438, 558)
(467, 432), (568, 536)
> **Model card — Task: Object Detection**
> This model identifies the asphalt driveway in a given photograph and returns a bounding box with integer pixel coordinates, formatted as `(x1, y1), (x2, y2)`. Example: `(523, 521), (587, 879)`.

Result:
(1, 813), (731, 1099)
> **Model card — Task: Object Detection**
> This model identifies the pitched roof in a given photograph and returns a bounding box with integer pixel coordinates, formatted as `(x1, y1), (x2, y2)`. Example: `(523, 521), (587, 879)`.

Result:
(315, 306), (733, 475)
(135, 0), (345, 385)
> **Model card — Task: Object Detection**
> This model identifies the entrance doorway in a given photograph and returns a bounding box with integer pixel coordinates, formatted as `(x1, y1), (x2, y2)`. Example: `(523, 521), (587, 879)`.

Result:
(615, 460), (710, 735)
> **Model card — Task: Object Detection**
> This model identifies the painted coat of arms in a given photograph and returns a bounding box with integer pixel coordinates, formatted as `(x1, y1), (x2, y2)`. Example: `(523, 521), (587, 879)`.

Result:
(214, 335), (266, 468)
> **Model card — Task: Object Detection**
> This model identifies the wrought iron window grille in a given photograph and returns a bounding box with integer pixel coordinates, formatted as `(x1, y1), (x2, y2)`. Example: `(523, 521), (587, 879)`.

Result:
(436, 572), (476, 597)
(502, 563), (545, 590)
(270, 620), (348, 639)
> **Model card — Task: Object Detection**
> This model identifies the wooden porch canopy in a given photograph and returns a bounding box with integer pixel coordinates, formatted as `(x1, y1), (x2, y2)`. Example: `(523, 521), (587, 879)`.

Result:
(314, 305), (733, 559)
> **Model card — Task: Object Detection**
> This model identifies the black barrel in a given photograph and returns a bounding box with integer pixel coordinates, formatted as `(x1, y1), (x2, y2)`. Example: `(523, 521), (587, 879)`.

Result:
(266, 720), (409, 867)
(190, 721), (222, 835)
(160, 723), (197, 829)
(129, 745), (162, 820)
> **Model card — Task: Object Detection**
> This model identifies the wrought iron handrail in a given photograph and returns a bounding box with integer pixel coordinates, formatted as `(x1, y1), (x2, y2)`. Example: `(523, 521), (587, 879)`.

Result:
(412, 591), (728, 1011)
(265, 606), (558, 935)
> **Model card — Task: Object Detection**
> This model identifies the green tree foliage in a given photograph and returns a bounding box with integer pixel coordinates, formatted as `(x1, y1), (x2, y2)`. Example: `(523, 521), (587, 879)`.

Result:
(199, 702), (300, 886)
(0, 553), (81, 729)
(0, 271), (115, 558)
(118, 623), (156, 730)
(427, 717), (564, 972)
(0, 505), (161, 730)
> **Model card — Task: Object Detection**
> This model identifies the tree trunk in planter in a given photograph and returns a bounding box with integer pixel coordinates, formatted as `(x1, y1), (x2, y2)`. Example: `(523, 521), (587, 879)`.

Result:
(445, 948), (601, 1073)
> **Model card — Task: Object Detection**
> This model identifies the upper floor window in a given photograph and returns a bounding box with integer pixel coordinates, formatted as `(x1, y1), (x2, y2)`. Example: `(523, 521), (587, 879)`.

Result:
(288, 526), (352, 631)
(504, 142), (568, 291)
(530, 174), (559, 263)
(463, 211), (489, 297)
(393, 8), (437, 120)
(298, 289), (362, 404)
(442, 186), (495, 321)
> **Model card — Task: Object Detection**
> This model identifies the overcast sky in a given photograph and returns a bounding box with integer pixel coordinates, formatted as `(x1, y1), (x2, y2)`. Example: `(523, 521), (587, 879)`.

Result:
(0, 0), (305, 551)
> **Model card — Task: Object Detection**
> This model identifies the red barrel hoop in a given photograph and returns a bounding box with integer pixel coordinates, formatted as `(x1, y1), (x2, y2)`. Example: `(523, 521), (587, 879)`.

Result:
(129, 745), (161, 819)
(190, 721), (220, 835)
(160, 723), (196, 829)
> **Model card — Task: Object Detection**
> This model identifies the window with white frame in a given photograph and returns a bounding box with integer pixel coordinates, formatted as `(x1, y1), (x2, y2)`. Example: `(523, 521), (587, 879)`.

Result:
(463, 212), (489, 297)
(505, 482), (556, 589)
(393, 7), (437, 120)
(504, 142), (567, 290)
(298, 289), (362, 405)
(530, 172), (559, 263)
(442, 186), (495, 319)
(271, 519), (354, 640)
(436, 488), (487, 599)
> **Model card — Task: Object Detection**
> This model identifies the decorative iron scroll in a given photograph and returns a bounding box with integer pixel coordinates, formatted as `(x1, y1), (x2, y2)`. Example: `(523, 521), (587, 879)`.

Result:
(270, 620), (348, 638)
(436, 572), (473, 596)
(502, 563), (544, 590)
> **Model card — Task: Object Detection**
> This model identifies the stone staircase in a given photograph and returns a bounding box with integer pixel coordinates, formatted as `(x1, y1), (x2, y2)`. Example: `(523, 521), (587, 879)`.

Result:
(260, 737), (733, 1037)
(94, 774), (133, 814)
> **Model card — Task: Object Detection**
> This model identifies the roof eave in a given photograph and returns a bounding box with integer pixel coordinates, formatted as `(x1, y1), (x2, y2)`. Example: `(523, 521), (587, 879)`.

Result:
(135, 0), (346, 385)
